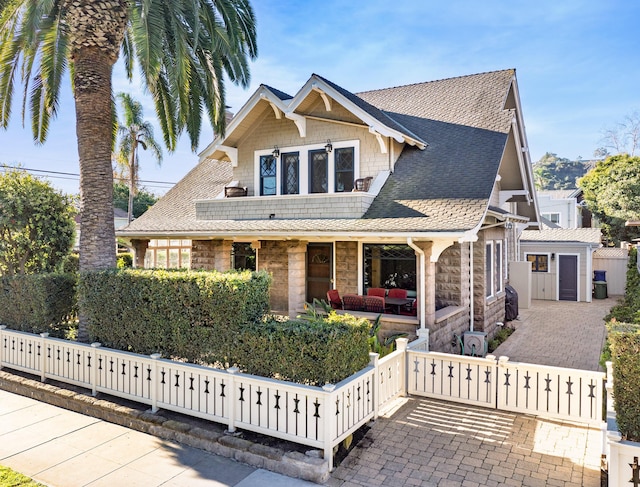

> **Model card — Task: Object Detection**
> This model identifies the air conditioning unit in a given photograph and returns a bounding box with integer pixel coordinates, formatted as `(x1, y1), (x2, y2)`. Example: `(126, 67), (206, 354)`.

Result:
(463, 331), (487, 357)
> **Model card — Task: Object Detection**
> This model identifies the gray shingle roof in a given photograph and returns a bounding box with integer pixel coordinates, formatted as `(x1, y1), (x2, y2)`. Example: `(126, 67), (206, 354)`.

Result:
(120, 70), (517, 238)
(520, 228), (601, 244)
(361, 70), (514, 220)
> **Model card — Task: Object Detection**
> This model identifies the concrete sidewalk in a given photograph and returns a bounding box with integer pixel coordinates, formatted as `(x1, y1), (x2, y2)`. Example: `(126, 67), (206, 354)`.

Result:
(0, 389), (315, 487)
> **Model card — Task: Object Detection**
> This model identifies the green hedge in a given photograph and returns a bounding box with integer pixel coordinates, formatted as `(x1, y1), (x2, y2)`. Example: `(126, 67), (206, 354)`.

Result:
(236, 312), (371, 386)
(79, 269), (371, 384)
(606, 247), (640, 323)
(0, 273), (77, 334)
(608, 322), (640, 441)
(79, 269), (271, 363)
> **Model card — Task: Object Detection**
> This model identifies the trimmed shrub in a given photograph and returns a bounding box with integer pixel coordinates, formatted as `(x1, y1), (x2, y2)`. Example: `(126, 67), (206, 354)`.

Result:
(61, 252), (79, 274)
(79, 269), (271, 364)
(116, 253), (133, 269)
(235, 312), (371, 385)
(0, 273), (77, 334)
(606, 247), (640, 323)
(608, 322), (640, 441)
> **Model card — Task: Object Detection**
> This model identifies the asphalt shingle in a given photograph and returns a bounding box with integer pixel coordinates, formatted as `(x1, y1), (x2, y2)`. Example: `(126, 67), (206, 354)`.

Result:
(120, 70), (517, 238)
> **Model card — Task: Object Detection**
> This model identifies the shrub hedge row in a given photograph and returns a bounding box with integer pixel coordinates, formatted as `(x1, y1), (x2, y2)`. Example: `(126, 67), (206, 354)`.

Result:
(605, 247), (640, 441)
(79, 269), (271, 364)
(608, 322), (640, 442)
(236, 312), (371, 385)
(0, 273), (77, 334)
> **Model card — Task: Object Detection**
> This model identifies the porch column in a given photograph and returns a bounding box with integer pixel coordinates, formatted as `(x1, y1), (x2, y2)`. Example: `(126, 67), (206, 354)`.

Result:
(214, 239), (233, 272)
(287, 241), (307, 318)
(410, 241), (436, 328)
(131, 239), (149, 268)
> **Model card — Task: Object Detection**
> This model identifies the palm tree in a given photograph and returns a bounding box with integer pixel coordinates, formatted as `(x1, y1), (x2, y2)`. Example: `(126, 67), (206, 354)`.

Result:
(0, 0), (257, 341)
(115, 93), (162, 223)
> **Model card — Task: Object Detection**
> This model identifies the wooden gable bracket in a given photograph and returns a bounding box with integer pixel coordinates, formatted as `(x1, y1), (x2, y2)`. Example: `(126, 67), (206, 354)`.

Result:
(369, 127), (388, 154)
(311, 83), (332, 111)
(285, 112), (307, 138)
(269, 102), (282, 119)
(430, 239), (456, 263)
(218, 145), (238, 167)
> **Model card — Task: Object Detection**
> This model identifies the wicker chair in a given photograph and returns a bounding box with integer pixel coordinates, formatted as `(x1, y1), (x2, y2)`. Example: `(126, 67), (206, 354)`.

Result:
(364, 295), (385, 313)
(224, 186), (248, 197)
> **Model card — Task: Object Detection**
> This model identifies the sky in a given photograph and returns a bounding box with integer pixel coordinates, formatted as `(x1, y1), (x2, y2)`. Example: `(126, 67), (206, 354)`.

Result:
(1, 0), (639, 196)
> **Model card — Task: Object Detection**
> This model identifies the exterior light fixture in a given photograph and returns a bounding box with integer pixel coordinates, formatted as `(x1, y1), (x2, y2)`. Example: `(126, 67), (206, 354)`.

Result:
(272, 146), (280, 158)
(504, 221), (513, 230)
(324, 139), (333, 153)
(551, 253), (555, 261)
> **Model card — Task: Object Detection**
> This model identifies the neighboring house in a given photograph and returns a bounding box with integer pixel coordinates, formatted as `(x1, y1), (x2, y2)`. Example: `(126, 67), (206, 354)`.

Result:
(537, 188), (593, 229)
(118, 69), (540, 352)
(520, 228), (601, 302)
(74, 207), (131, 251)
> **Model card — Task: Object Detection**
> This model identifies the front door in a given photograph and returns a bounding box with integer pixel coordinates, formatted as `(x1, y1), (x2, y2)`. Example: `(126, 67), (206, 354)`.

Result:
(558, 255), (578, 301)
(306, 243), (332, 303)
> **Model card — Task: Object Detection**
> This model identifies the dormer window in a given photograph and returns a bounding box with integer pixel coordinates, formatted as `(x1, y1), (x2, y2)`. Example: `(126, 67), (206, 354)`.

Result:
(255, 140), (359, 196)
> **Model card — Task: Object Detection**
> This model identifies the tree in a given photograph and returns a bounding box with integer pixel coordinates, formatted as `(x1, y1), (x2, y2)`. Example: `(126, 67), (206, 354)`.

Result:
(0, 168), (75, 276)
(598, 111), (640, 156)
(113, 182), (157, 219)
(0, 1), (257, 341)
(578, 154), (640, 245)
(114, 93), (162, 223)
(533, 152), (588, 190)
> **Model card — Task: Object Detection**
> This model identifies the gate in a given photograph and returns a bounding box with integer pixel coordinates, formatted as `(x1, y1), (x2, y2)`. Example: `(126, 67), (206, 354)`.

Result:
(407, 349), (605, 426)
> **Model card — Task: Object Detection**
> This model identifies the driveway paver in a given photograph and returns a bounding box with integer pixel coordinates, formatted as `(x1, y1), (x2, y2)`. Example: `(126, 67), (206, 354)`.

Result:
(327, 298), (614, 486)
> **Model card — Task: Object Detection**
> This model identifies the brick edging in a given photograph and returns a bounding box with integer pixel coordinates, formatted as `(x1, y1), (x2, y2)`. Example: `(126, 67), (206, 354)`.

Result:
(0, 370), (329, 484)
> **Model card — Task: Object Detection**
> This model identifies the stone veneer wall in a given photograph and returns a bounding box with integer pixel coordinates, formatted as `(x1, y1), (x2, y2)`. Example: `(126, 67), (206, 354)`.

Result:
(335, 242), (358, 295)
(258, 241), (289, 313)
(427, 308), (471, 354)
(472, 230), (507, 339)
(191, 240), (216, 270)
(436, 243), (471, 307)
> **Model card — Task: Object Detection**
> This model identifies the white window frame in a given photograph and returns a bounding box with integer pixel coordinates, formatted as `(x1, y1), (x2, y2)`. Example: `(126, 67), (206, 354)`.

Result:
(254, 140), (360, 196)
(542, 212), (561, 225)
(486, 241), (494, 298)
(495, 239), (504, 294)
(525, 252), (551, 273)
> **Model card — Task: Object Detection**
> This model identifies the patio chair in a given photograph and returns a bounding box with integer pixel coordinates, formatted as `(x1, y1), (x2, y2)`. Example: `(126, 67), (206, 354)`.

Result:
(366, 287), (387, 298)
(364, 295), (385, 313)
(326, 289), (343, 309)
(224, 186), (248, 197)
(352, 176), (373, 192)
(400, 299), (417, 316)
(343, 294), (365, 311)
(387, 288), (408, 299)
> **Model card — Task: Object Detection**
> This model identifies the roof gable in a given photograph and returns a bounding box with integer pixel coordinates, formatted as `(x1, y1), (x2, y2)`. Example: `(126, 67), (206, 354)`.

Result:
(198, 73), (428, 164)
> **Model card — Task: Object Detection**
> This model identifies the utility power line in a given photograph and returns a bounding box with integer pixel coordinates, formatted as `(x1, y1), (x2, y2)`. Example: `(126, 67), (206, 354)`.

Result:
(0, 164), (177, 188)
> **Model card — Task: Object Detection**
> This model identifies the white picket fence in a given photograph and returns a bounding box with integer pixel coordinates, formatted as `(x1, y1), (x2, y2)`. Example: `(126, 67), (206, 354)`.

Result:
(0, 323), (607, 474)
(0, 326), (407, 471)
(407, 348), (605, 426)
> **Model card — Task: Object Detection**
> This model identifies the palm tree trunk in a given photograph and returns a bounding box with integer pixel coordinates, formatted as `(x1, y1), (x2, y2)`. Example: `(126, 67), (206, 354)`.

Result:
(74, 47), (117, 342)
(127, 146), (136, 223)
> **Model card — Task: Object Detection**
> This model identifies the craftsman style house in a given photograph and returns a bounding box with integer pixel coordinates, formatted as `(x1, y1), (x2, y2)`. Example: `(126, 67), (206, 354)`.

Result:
(118, 69), (540, 352)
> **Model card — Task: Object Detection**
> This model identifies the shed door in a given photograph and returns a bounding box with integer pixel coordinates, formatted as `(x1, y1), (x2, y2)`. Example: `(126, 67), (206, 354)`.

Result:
(306, 243), (333, 303)
(558, 255), (578, 301)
